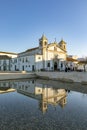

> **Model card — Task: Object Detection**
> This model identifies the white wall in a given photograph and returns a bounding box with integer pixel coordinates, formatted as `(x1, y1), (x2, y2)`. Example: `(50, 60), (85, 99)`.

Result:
(18, 55), (35, 71)
(35, 55), (43, 71)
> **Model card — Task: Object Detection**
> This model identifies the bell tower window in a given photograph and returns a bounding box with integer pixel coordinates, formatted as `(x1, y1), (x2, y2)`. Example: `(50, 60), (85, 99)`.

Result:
(44, 41), (47, 45)
(64, 45), (65, 49)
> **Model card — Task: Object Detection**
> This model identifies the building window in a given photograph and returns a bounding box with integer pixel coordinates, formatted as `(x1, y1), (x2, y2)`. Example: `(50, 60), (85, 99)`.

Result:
(10, 64), (12, 68)
(25, 86), (28, 90)
(3, 60), (6, 64)
(14, 59), (17, 63)
(10, 59), (12, 63)
(22, 58), (24, 63)
(44, 42), (47, 45)
(47, 63), (50, 67)
(15, 65), (17, 70)
(44, 103), (47, 108)
(64, 45), (65, 49)
(22, 85), (24, 90)
(38, 57), (41, 59)
(32, 80), (34, 83)
(26, 58), (28, 62)
(38, 89), (41, 92)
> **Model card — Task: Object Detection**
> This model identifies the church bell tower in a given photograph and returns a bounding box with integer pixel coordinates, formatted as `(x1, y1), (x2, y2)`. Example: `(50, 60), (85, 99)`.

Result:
(39, 34), (48, 49)
(59, 39), (67, 51)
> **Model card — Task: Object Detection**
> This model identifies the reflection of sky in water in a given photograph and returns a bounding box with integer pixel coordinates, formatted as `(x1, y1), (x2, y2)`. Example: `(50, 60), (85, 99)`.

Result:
(0, 79), (87, 130)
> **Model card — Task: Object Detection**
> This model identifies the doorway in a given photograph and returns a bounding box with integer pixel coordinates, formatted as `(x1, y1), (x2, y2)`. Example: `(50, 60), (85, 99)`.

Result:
(32, 65), (35, 71)
(22, 66), (24, 71)
(15, 65), (17, 71)
(54, 62), (57, 70)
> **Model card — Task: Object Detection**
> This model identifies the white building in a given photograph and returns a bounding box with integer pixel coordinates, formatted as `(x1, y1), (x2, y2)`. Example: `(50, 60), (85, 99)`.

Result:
(77, 58), (87, 71)
(0, 51), (17, 71)
(11, 35), (67, 71)
(66, 55), (78, 71)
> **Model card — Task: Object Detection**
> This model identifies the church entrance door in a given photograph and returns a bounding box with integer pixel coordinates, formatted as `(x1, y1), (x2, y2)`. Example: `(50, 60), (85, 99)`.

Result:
(54, 62), (57, 70)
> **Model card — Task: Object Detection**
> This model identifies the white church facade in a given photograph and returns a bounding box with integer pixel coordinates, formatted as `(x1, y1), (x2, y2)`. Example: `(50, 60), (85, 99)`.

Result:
(11, 35), (67, 71)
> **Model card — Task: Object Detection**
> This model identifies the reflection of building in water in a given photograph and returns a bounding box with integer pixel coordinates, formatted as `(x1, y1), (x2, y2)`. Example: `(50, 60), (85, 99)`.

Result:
(36, 87), (67, 112)
(0, 81), (15, 94)
(0, 81), (10, 88)
(13, 80), (67, 113)
(11, 79), (35, 93)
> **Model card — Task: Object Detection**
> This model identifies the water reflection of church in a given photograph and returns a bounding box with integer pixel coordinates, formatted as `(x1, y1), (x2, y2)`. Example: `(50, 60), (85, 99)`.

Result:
(38, 88), (67, 112)
(11, 79), (67, 113)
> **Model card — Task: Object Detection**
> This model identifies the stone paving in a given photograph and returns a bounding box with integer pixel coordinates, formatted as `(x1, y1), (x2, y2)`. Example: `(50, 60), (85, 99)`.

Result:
(35, 71), (87, 83)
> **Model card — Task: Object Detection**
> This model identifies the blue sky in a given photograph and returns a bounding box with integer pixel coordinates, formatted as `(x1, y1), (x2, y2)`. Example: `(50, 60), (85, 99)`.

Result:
(0, 0), (87, 57)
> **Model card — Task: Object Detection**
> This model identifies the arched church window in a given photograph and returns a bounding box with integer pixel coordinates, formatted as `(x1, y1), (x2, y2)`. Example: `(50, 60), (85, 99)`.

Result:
(44, 41), (47, 45)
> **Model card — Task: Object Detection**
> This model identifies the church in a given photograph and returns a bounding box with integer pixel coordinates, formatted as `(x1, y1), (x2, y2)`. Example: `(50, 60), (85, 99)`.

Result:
(11, 35), (67, 71)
